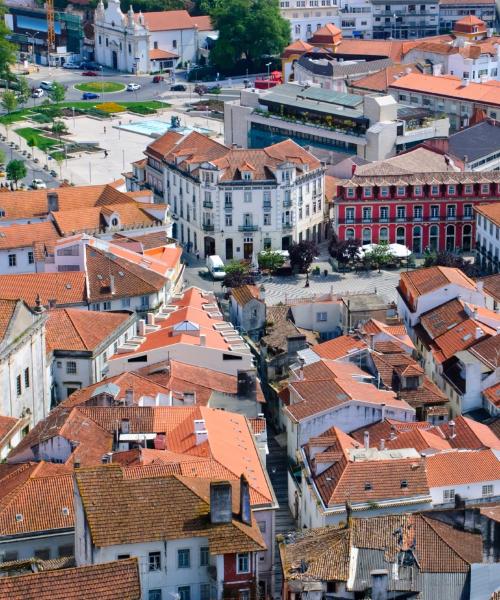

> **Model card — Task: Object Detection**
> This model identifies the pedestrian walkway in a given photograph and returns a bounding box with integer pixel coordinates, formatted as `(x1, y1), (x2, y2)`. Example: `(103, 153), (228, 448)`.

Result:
(267, 430), (296, 598)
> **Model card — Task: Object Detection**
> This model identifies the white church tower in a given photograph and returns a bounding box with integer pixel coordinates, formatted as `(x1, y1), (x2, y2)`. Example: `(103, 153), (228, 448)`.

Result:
(94, 0), (150, 73)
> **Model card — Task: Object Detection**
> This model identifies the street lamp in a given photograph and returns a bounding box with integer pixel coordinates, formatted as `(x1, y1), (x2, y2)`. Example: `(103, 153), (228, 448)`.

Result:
(25, 31), (40, 65)
(266, 61), (272, 82)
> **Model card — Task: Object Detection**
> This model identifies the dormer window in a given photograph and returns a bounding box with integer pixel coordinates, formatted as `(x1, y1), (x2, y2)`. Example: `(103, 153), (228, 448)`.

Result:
(364, 482), (372, 491)
(111, 216), (119, 227)
(242, 171), (252, 181)
(431, 184), (440, 197)
(282, 170), (291, 182)
(464, 184), (473, 195)
(413, 185), (422, 196)
(481, 183), (490, 194)
(202, 171), (214, 184)
(346, 187), (356, 198)
(396, 186), (406, 197)
(401, 480), (408, 489)
(379, 186), (389, 198)
(447, 184), (456, 195)
(364, 186), (372, 198)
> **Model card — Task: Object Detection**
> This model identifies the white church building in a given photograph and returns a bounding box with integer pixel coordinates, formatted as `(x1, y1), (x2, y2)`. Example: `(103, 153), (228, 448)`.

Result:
(93, 0), (215, 73)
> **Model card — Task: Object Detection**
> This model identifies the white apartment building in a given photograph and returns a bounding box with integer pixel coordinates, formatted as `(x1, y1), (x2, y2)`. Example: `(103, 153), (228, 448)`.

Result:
(280, 0), (339, 41)
(137, 130), (327, 259)
(371, 0), (439, 39)
(337, 0), (373, 38)
(475, 203), (500, 274)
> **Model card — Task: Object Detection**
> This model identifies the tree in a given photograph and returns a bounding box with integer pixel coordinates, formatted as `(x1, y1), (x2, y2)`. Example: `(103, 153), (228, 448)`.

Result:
(210, 0), (290, 72)
(328, 235), (360, 271)
(423, 250), (481, 277)
(52, 120), (68, 140)
(49, 82), (66, 104)
(258, 250), (285, 273)
(16, 76), (30, 104)
(0, 1), (16, 82)
(288, 240), (318, 274)
(6, 159), (27, 187)
(1, 89), (17, 114)
(363, 243), (394, 272)
(223, 259), (253, 288)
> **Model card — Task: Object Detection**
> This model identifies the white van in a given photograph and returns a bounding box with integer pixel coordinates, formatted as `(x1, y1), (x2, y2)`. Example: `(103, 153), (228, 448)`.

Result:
(206, 255), (225, 280)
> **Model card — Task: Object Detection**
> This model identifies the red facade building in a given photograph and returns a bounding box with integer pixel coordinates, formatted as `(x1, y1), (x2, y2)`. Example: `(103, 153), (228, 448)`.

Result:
(334, 172), (500, 254)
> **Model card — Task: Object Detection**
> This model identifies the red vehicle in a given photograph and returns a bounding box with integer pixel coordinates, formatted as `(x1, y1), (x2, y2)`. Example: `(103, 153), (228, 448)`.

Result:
(254, 70), (282, 89)
(153, 75), (164, 83)
(81, 71), (98, 77)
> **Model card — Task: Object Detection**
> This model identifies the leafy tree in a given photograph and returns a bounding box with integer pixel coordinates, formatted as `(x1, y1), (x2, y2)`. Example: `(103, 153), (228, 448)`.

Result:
(423, 250), (480, 277)
(1, 89), (17, 114)
(363, 243), (394, 272)
(328, 235), (360, 271)
(289, 240), (318, 274)
(210, 0), (290, 72)
(16, 76), (30, 104)
(0, 1), (16, 81)
(6, 159), (27, 187)
(49, 82), (66, 104)
(52, 120), (68, 140)
(223, 259), (253, 288)
(258, 250), (285, 273)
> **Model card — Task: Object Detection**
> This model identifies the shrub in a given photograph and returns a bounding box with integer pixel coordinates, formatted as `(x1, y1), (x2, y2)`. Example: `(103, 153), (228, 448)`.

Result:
(127, 105), (156, 115)
(95, 102), (126, 114)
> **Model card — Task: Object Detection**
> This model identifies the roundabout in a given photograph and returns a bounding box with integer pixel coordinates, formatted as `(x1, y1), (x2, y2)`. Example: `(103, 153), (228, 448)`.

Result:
(74, 81), (126, 93)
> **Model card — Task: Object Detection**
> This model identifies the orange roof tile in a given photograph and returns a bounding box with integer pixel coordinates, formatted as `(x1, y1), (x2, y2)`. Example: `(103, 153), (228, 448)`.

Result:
(231, 284), (261, 306)
(0, 298), (18, 343)
(484, 382), (500, 408)
(0, 272), (87, 307)
(426, 449), (500, 487)
(0, 221), (59, 250)
(475, 202), (500, 228)
(0, 558), (141, 600)
(313, 335), (367, 360)
(138, 9), (209, 31)
(149, 48), (178, 60)
(0, 415), (22, 442)
(353, 63), (419, 92)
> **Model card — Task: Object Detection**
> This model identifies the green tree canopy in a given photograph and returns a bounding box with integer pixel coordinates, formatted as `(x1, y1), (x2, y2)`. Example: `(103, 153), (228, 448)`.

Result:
(49, 82), (66, 104)
(52, 120), (68, 140)
(328, 235), (360, 271)
(258, 250), (285, 273)
(1, 89), (17, 114)
(288, 240), (317, 273)
(210, 0), (290, 71)
(16, 76), (31, 104)
(0, 1), (16, 81)
(363, 243), (394, 272)
(6, 159), (27, 186)
(223, 259), (253, 288)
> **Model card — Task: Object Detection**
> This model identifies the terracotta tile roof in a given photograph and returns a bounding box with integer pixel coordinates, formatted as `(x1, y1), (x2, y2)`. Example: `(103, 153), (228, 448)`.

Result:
(420, 299), (468, 339)
(0, 298), (18, 343)
(324, 174), (337, 202)
(313, 335), (367, 360)
(389, 73), (500, 107)
(431, 318), (493, 363)
(425, 449), (500, 487)
(400, 266), (476, 300)
(191, 14), (212, 30)
(113, 230), (175, 251)
(0, 415), (23, 443)
(138, 9), (210, 31)
(336, 39), (404, 61)
(150, 130), (228, 167)
(468, 333), (500, 367)
(0, 272), (87, 307)
(0, 558), (141, 600)
(0, 221), (59, 250)
(440, 415), (500, 450)
(283, 39), (314, 58)
(475, 202), (500, 227)
(480, 273), (500, 302)
(352, 63), (419, 92)
(248, 417), (266, 435)
(149, 48), (178, 60)
(231, 285), (261, 306)
(75, 465), (265, 551)
(484, 382), (500, 408)
(46, 308), (132, 353)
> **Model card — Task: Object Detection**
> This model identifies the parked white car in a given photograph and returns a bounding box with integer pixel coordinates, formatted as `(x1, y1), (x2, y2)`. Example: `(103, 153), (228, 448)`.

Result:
(40, 81), (53, 90)
(31, 88), (44, 98)
(126, 83), (141, 91)
(31, 178), (47, 189)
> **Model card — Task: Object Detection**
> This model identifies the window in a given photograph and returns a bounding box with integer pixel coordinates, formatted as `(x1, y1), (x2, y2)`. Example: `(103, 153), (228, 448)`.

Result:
(346, 187), (355, 198)
(239, 592), (251, 600)
(397, 206), (406, 220)
(178, 587), (190, 600)
(379, 227), (388, 242)
(34, 549), (50, 560)
(103, 301), (111, 310)
(316, 311), (327, 322)
(345, 207), (355, 223)
(24, 368), (29, 389)
(413, 185), (422, 196)
(149, 551), (161, 571)
(413, 206), (423, 219)
(396, 186), (406, 196)
(117, 554), (130, 560)
(237, 552), (250, 574)
(345, 228), (355, 240)
(379, 186), (390, 198)
(242, 171), (252, 181)
(178, 548), (190, 568)
(362, 228), (371, 244)
(464, 184), (473, 195)
(8, 254), (16, 267)
(28, 251), (34, 264)
(447, 184), (456, 195)
(396, 227), (405, 246)
(200, 546), (209, 567)
(362, 206), (372, 222)
(481, 183), (490, 194)
(128, 43), (131, 53)
(464, 204), (472, 218)
(264, 213), (271, 226)
(430, 205), (439, 218)
(482, 484), (494, 497)
(200, 584), (211, 600)
(121, 297), (131, 308)
(431, 184), (440, 196)
(364, 186), (372, 197)
(141, 295), (150, 308)
(16, 374), (21, 396)
(111, 217), (119, 227)
(105, 37), (108, 47)
(225, 214), (232, 227)
(66, 361), (77, 375)
(380, 206), (389, 221)
(172, 39), (177, 49)
(244, 191), (252, 203)
(258, 520), (266, 533)
(443, 489), (455, 502)
(149, 591), (162, 600)
(447, 204), (456, 218)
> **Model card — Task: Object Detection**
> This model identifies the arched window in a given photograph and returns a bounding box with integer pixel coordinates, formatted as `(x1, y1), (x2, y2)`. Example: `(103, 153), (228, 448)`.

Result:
(462, 224), (472, 252)
(412, 226), (422, 254)
(345, 228), (355, 240)
(111, 217), (119, 227)
(362, 227), (371, 244)
(446, 225), (455, 252)
(379, 227), (389, 243)
(396, 226), (405, 246)
(429, 225), (439, 251)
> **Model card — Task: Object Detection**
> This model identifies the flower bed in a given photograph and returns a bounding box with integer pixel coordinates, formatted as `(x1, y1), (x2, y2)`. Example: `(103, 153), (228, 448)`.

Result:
(95, 102), (126, 114)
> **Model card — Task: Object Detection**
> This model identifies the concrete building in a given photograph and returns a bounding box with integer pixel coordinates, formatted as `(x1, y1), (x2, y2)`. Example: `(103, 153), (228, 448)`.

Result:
(136, 130), (327, 259)
(475, 202), (500, 273)
(371, 0), (439, 39)
(229, 285), (267, 339)
(439, 5), (497, 35)
(224, 83), (449, 161)
(281, 3), (339, 42)
(0, 221), (60, 275)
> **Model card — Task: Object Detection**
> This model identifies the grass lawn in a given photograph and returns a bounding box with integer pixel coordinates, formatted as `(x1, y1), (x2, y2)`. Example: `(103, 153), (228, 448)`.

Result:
(15, 127), (59, 152)
(74, 81), (126, 93)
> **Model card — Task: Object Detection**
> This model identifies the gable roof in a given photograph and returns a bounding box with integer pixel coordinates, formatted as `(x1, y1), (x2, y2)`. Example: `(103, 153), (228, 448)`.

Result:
(0, 298), (19, 343)
(231, 285), (261, 306)
(138, 9), (211, 31)
(0, 558), (141, 600)
(475, 201), (500, 228)
(399, 266), (477, 303)
(312, 335), (367, 360)
(425, 449), (500, 487)
(0, 272), (87, 307)
(0, 221), (60, 250)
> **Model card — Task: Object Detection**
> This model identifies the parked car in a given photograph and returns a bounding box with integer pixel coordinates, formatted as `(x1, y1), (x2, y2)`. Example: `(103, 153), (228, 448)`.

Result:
(82, 92), (99, 100)
(80, 61), (102, 70)
(206, 255), (226, 280)
(153, 75), (165, 83)
(31, 178), (47, 189)
(31, 88), (44, 98)
(207, 85), (221, 93)
(49, 170), (58, 178)
(39, 81), (53, 90)
(127, 83), (141, 91)
(170, 84), (187, 91)
(81, 71), (98, 77)
(63, 62), (80, 69)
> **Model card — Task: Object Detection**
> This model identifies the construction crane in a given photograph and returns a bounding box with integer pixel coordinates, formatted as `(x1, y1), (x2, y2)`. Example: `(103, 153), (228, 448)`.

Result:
(46, 0), (55, 58)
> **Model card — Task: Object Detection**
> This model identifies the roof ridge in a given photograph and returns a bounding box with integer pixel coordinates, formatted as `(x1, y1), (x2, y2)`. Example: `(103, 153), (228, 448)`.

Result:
(90, 246), (161, 289)
(419, 515), (473, 565)
(63, 308), (90, 350)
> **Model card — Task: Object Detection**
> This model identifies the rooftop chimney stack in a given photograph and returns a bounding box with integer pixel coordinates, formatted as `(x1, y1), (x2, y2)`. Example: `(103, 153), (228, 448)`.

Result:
(199, 334), (206, 346)
(210, 481), (233, 524)
(379, 438), (385, 451)
(364, 430), (370, 451)
(138, 319), (146, 336)
(73, 459), (81, 469)
(448, 420), (456, 439)
(389, 425), (397, 441)
(147, 312), (155, 326)
(110, 274), (116, 295)
(475, 326), (484, 339)
(47, 191), (59, 213)
(239, 475), (251, 525)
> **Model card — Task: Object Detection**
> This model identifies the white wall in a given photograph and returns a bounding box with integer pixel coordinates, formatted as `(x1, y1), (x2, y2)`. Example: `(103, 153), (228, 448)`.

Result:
(0, 531), (74, 563)
(430, 480), (499, 506)
(291, 300), (342, 335)
(0, 246), (37, 275)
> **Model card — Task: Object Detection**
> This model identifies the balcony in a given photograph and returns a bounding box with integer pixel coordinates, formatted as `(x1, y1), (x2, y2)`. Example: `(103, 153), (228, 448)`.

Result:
(446, 214), (456, 221)
(263, 202), (272, 211)
(224, 203), (233, 212)
(202, 223), (215, 232)
(283, 200), (292, 208)
(413, 216), (423, 222)
(238, 224), (258, 232)
(463, 214), (473, 220)
(396, 216), (406, 222)
(430, 215), (440, 221)
(282, 222), (294, 230)
(379, 217), (389, 223)
(203, 200), (213, 209)
(362, 218), (372, 224)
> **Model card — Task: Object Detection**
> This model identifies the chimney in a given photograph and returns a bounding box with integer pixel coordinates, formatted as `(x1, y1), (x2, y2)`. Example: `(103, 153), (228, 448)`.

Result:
(147, 312), (155, 326)
(380, 403), (386, 421)
(298, 357), (305, 380)
(477, 280), (484, 293)
(364, 430), (370, 450)
(110, 274), (116, 295)
(125, 388), (134, 406)
(371, 570), (389, 600)
(138, 319), (146, 336)
(73, 458), (81, 469)
(379, 438), (385, 451)
(47, 191), (59, 213)
(210, 481), (233, 524)
(239, 474), (251, 525)
(101, 452), (113, 464)
(199, 334), (206, 346)
(475, 326), (484, 339)
(389, 425), (397, 441)
(154, 433), (166, 450)
(121, 418), (130, 434)
(369, 333), (375, 350)
(448, 419), (456, 439)
(461, 77), (470, 87)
